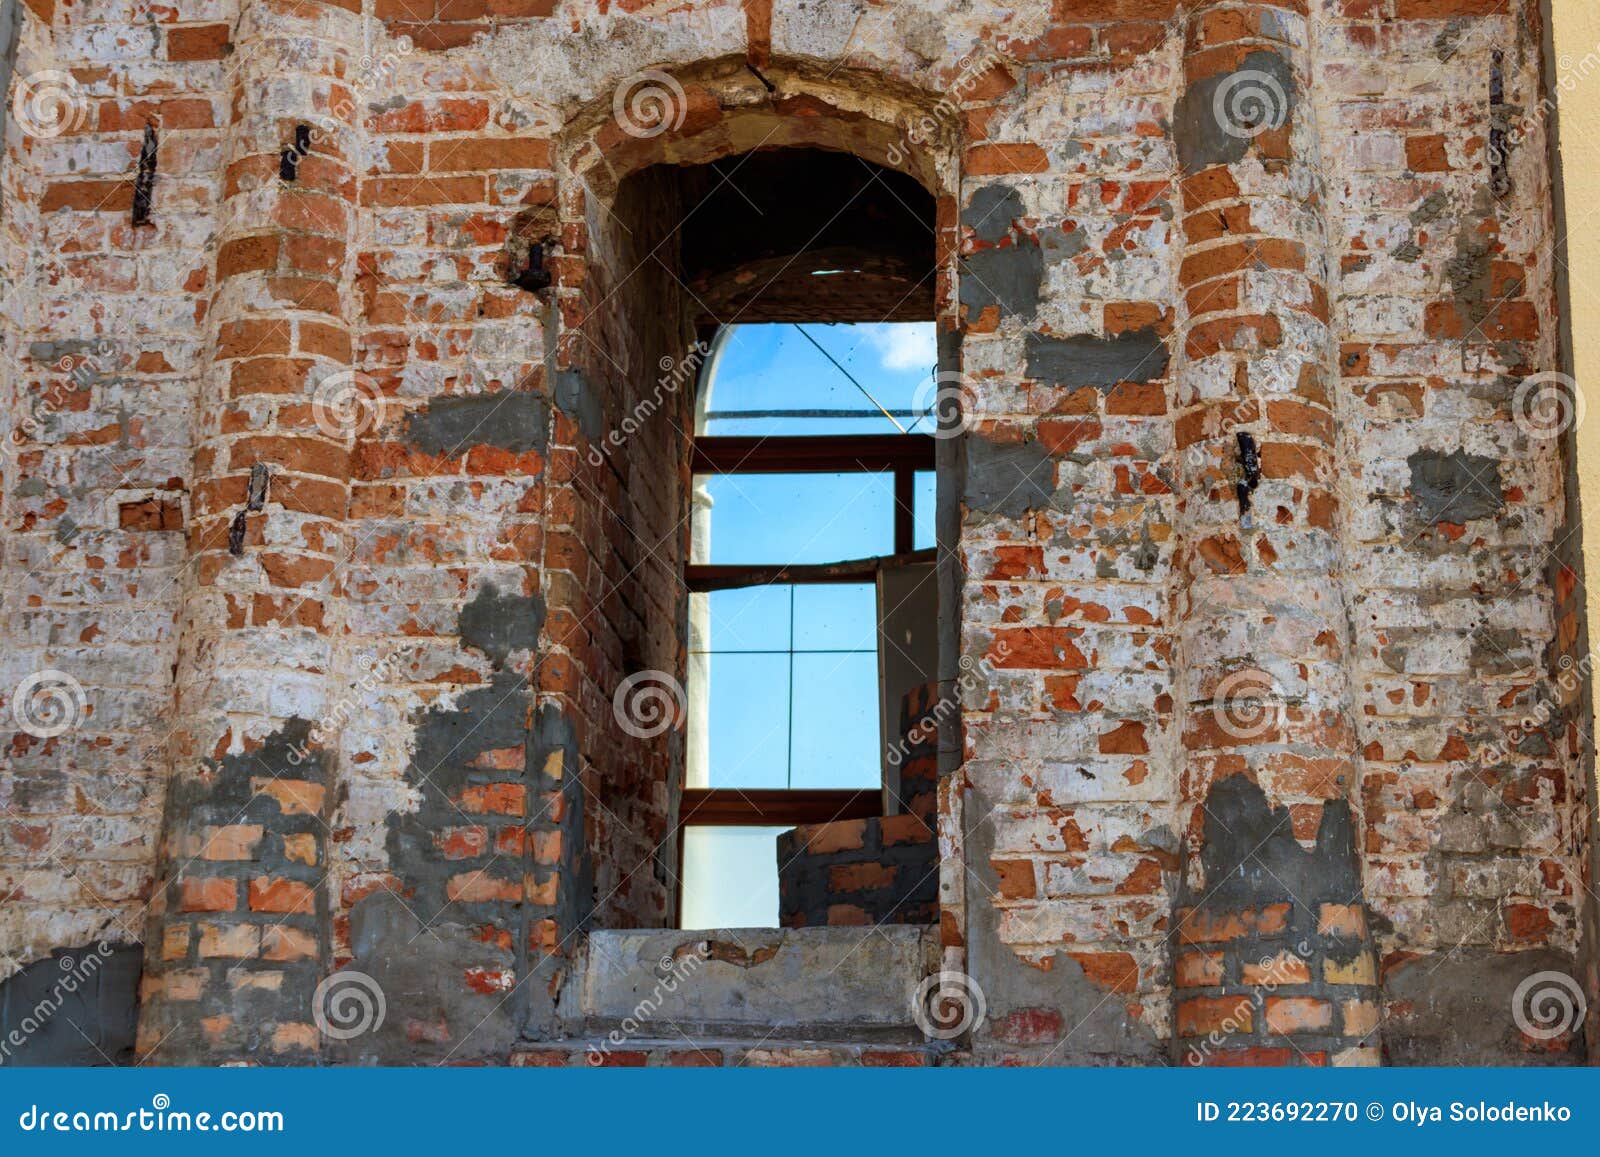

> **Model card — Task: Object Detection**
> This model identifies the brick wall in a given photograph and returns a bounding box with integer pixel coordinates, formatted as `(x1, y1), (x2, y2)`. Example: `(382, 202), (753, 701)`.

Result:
(0, 0), (1586, 1066)
(778, 816), (938, 929)
(777, 684), (941, 929)
(557, 165), (694, 933)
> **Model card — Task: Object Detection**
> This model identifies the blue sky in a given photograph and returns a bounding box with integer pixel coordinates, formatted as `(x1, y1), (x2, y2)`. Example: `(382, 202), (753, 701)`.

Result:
(683, 323), (935, 926)
(701, 321), (939, 436)
(692, 321), (936, 791)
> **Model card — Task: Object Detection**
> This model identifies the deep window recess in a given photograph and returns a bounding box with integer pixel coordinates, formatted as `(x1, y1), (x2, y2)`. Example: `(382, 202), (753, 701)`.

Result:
(680, 321), (940, 928)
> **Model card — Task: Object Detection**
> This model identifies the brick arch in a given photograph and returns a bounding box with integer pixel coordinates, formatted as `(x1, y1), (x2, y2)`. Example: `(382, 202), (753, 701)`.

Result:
(555, 56), (958, 205)
(537, 59), (967, 942)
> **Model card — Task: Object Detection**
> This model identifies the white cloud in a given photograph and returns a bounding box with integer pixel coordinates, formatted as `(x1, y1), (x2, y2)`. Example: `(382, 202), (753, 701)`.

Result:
(863, 323), (936, 373)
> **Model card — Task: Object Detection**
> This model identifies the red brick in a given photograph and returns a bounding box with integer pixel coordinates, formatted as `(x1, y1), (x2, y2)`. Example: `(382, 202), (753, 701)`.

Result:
(166, 24), (231, 60)
(248, 877), (315, 914)
(1177, 995), (1253, 1036)
(179, 878), (237, 912)
(1264, 997), (1333, 1034)
(965, 143), (1050, 175)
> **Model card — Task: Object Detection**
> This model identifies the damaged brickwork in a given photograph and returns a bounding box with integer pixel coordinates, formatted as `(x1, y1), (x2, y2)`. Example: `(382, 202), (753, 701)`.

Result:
(0, 0), (1591, 1068)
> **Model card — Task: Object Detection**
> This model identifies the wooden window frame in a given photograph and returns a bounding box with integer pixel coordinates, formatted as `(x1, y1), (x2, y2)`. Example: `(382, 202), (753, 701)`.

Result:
(678, 434), (937, 923)
(687, 434), (936, 587)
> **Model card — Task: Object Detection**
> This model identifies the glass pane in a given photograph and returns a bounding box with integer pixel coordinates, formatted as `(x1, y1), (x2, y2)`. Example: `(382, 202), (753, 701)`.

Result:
(699, 473), (894, 565)
(694, 652), (789, 790)
(914, 470), (936, 550)
(789, 652), (881, 789)
(792, 584), (875, 652)
(681, 826), (786, 929)
(696, 587), (791, 653)
(701, 323), (936, 437)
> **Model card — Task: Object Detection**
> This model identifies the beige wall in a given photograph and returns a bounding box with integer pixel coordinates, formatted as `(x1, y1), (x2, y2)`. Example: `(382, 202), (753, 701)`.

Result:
(1554, 1), (1600, 674)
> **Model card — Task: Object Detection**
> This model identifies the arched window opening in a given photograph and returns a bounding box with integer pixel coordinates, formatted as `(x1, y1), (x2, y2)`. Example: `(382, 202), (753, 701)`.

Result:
(568, 140), (951, 936)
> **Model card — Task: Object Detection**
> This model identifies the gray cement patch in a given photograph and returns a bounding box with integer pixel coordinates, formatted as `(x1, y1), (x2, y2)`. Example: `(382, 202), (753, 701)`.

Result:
(1176, 49), (1298, 171)
(1187, 775), (1362, 910)
(553, 369), (604, 442)
(961, 184), (1024, 245)
(960, 243), (1042, 321)
(341, 891), (518, 1064)
(401, 391), (550, 457)
(0, 943), (142, 1066)
(965, 436), (1055, 517)
(1024, 328), (1169, 390)
(1383, 947), (1586, 1065)
(1407, 448), (1505, 524)
(574, 926), (938, 1039)
(457, 581), (544, 667)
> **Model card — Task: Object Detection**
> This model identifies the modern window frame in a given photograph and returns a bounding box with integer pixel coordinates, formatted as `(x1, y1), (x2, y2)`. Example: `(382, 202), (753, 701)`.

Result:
(678, 431), (938, 921)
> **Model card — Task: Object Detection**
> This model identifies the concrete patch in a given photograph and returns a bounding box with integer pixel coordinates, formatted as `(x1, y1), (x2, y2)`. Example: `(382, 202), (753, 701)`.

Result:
(960, 244), (1043, 321)
(965, 436), (1055, 517)
(1175, 49), (1298, 171)
(961, 184), (1024, 245)
(457, 582), (544, 667)
(1383, 948), (1586, 1065)
(574, 926), (939, 1039)
(1407, 448), (1505, 524)
(1188, 776), (1362, 909)
(959, 185), (1041, 321)
(0, 943), (142, 1066)
(553, 369), (604, 442)
(1024, 329), (1170, 390)
(341, 891), (519, 1064)
(401, 391), (549, 457)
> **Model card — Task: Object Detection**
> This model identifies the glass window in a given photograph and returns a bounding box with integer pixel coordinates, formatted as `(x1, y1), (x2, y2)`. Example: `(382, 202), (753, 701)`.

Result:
(683, 321), (940, 929)
(700, 322), (937, 437)
(681, 826), (787, 929)
(704, 585), (791, 652)
(696, 473), (895, 566)
(687, 585), (879, 791)
(694, 652), (789, 791)
(789, 651), (880, 788)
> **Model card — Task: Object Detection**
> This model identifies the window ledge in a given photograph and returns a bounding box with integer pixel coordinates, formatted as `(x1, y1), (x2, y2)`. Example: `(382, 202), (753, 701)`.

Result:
(560, 926), (940, 1042)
